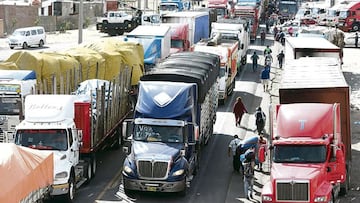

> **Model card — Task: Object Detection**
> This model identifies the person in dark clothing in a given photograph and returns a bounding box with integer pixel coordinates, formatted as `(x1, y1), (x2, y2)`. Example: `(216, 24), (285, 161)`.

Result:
(243, 147), (255, 200)
(250, 51), (259, 72)
(228, 135), (241, 172)
(277, 50), (285, 68)
(255, 107), (266, 135)
(355, 32), (358, 48)
(233, 97), (248, 126)
(260, 30), (266, 45)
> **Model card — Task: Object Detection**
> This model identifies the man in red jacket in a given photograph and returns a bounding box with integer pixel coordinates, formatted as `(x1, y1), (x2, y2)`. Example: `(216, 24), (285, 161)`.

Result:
(233, 97), (248, 127)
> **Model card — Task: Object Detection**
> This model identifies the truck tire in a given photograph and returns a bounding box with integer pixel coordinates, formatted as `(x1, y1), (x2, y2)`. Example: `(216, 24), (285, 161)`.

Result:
(22, 42), (28, 49)
(340, 164), (351, 195)
(352, 23), (360, 32)
(64, 174), (75, 202)
(124, 20), (130, 28)
(39, 40), (44, 48)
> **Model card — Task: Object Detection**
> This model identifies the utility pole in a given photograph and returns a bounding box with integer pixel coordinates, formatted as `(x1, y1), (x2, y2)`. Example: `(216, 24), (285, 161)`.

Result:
(78, 0), (84, 44)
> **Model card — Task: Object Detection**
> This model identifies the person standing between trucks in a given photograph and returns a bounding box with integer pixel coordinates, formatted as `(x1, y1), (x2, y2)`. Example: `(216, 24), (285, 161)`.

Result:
(257, 134), (267, 171)
(255, 107), (266, 135)
(243, 147), (255, 200)
(228, 134), (241, 172)
(260, 65), (271, 92)
(260, 30), (266, 45)
(355, 32), (359, 48)
(273, 26), (278, 39)
(264, 53), (273, 67)
(277, 50), (285, 69)
(233, 97), (248, 127)
(251, 52), (259, 72)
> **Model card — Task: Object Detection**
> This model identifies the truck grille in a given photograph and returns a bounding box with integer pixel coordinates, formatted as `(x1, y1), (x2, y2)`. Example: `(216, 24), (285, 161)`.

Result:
(234, 10), (255, 17)
(276, 181), (309, 201)
(137, 160), (169, 179)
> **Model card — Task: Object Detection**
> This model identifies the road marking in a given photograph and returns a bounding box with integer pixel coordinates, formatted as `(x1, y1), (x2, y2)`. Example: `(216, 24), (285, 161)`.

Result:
(95, 168), (123, 201)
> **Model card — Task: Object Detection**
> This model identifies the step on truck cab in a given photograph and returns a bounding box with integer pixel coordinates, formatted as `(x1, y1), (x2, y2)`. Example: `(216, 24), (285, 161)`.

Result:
(262, 57), (351, 203)
(122, 51), (220, 195)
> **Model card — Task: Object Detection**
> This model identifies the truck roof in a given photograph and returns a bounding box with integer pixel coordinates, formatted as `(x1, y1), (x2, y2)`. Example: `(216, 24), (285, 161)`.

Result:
(162, 11), (209, 18)
(215, 18), (248, 25)
(0, 70), (36, 80)
(24, 94), (88, 123)
(276, 103), (337, 140)
(127, 25), (171, 37)
(286, 37), (340, 50)
(337, 1), (360, 10)
(281, 57), (347, 89)
(141, 52), (220, 102)
(193, 45), (229, 64)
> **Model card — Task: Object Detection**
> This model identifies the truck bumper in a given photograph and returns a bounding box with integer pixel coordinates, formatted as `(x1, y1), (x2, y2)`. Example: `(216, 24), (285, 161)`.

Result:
(218, 91), (226, 100)
(123, 175), (186, 193)
(51, 183), (69, 196)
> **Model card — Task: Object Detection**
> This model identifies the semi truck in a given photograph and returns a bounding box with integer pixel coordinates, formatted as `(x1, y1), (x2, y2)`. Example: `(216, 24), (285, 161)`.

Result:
(161, 11), (210, 48)
(159, 0), (191, 15)
(261, 57), (351, 202)
(167, 23), (190, 54)
(284, 37), (341, 64)
(278, 0), (299, 22)
(14, 74), (132, 201)
(0, 70), (36, 143)
(0, 143), (53, 203)
(233, 0), (262, 41)
(192, 32), (239, 104)
(212, 17), (250, 70)
(125, 25), (171, 71)
(336, 1), (360, 32)
(208, 0), (231, 18)
(121, 51), (220, 195)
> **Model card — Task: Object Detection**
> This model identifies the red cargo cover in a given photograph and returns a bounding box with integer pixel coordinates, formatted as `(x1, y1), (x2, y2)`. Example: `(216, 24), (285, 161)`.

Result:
(0, 143), (53, 202)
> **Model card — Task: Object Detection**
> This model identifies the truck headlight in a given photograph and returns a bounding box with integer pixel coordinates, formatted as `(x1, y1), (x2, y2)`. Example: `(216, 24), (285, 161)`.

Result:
(262, 195), (272, 201)
(173, 169), (184, 176)
(123, 165), (133, 174)
(314, 196), (327, 202)
(55, 171), (68, 179)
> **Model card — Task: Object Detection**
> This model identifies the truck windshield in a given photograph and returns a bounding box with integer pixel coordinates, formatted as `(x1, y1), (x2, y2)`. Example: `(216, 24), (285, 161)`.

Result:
(339, 11), (349, 19)
(160, 4), (178, 11)
(134, 124), (184, 143)
(273, 145), (327, 163)
(0, 97), (21, 115)
(171, 40), (184, 49)
(219, 66), (226, 77)
(15, 129), (68, 151)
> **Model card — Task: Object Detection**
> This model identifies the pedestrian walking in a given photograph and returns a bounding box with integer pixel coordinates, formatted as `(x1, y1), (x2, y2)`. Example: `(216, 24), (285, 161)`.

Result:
(273, 26), (278, 39)
(233, 97), (248, 127)
(263, 45), (272, 55)
(250, 51), (259, 72)
(257, 135), (267, 171)
(260, 30), (266, 45)
(243, 147), (255, 200)
(277, 50), (285, 69)
(264, 53), (273, 66)
(355, 32), (358, 48)
(255, 107), (266, 135)
(228, 135), (241, 172)
(260, 65), (271, 91)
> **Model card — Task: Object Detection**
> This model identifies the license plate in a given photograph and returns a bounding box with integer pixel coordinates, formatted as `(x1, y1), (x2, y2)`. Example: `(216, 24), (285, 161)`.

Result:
(147, 186), (157, 192)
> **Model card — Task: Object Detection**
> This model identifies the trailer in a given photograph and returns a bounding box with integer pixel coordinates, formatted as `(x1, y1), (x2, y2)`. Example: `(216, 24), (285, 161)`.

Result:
(14, 71), (132, 201)
(0, 143), (53, 203)
(121, 51), (220, 195)
(261, 57), (351, 202)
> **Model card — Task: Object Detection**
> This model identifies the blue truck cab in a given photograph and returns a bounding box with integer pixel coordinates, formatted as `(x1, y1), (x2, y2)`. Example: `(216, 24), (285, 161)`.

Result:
(122, 52), (220, 195)
(159, 0), (191, 15)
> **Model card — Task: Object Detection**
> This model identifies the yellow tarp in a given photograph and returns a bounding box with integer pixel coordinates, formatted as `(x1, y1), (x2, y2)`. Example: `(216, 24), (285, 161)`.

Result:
(0, 61), (18, 70)
(83, 38), (144, 86)
(63, 47), (106, 80)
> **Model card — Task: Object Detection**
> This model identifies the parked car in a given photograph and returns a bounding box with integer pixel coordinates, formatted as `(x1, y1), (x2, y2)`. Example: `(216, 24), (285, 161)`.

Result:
(7, 26), (46, 49)
(344, 32), (358, 47)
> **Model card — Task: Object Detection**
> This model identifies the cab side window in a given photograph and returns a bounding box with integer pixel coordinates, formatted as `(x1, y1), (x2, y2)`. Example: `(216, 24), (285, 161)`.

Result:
(31, 30), (37, 35)
(68, 128), (74, 147)
(26, 31), (30, 36)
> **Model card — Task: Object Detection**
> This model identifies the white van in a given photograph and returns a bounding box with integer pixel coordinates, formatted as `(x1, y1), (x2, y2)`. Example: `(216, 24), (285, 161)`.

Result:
(7, 26), (46, 49)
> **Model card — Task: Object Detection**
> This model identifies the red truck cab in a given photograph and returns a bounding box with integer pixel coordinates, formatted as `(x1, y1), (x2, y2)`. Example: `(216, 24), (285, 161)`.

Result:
(233, 1), (261, 41)
(208, 0), (231, 18)
(337, 1), (360, 32)
(168, 23), (190, 54)
(262, 103), (346, 203)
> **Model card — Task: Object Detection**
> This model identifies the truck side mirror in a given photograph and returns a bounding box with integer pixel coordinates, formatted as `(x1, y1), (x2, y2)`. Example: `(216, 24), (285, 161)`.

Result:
(77, 129), (83, 147)
(241, 43), (244, 49)
(122, 119), (134, 140)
